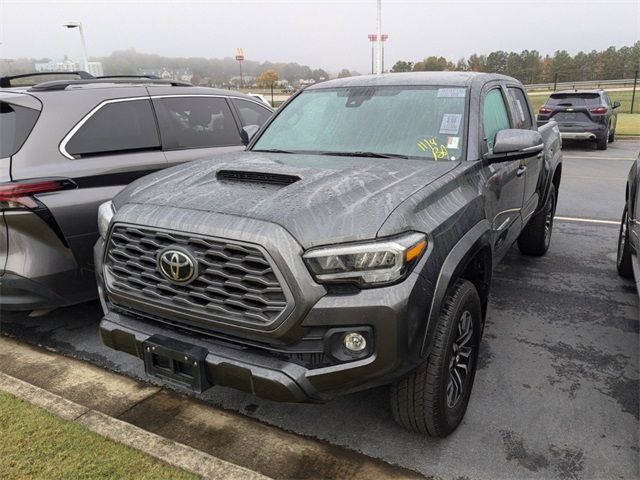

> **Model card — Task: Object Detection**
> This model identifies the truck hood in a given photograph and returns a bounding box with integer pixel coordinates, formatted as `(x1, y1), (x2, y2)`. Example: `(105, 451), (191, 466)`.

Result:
(115, 151), (459, 248)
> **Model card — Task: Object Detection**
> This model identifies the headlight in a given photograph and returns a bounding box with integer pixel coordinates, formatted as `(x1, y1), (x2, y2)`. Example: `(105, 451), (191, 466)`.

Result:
(97, 200), (115, 239)
(303, 232), (427, 287)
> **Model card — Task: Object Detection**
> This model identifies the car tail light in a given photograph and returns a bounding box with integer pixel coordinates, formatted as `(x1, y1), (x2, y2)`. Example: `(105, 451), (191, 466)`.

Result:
(538, 106), (553, 115)
(589, 106), (608, 115)
(0, 178), (76, 209)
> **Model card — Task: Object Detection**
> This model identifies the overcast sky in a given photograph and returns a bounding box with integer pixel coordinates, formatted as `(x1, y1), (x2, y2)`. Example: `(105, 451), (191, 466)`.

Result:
(1, 0), (638, 73)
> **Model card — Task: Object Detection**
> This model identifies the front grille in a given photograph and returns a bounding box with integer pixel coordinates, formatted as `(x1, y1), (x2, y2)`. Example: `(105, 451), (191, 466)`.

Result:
(104, 224), (291, 329)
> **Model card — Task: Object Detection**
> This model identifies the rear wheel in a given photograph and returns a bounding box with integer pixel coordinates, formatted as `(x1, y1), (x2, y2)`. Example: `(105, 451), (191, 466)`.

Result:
(597, 129), (609, 150)
(608, 128), (615, 143)
(518, 184), (556, 256)
(390, 279), (481, 437)
(617, 205), (633, 278)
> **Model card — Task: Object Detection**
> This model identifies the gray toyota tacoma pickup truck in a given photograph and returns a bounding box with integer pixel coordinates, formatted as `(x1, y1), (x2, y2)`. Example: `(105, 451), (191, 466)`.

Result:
(95, 72), (562, 437)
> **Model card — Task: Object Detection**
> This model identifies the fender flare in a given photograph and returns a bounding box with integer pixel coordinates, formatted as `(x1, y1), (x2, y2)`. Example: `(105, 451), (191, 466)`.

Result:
(537, 154), (562, 216)
(419, 219), (492, 358)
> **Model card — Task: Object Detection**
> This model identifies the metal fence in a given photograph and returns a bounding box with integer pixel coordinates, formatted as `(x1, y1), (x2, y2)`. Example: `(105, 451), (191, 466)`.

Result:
(525, 78), (637, 91)
(525, 72), (639, 114)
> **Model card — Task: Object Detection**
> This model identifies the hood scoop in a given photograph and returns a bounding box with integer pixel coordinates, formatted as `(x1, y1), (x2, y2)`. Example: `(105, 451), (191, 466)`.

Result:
(216, 169), (301, 186)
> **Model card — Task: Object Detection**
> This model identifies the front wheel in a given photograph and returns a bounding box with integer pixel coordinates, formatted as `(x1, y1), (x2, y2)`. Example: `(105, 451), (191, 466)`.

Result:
(390, 279), (481, 437)
(617, 205), (633, 278)
(518, 184), (557, 256)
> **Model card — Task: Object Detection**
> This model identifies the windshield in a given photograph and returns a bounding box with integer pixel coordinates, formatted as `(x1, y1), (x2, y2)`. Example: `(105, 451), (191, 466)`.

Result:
(252, 86), (467, 161)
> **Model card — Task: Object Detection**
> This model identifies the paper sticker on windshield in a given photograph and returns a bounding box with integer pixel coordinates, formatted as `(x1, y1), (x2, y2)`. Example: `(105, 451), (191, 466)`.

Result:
(440, 113), (462, 135)
(437, 88), (466, 98)
(447, 136), (460, 149)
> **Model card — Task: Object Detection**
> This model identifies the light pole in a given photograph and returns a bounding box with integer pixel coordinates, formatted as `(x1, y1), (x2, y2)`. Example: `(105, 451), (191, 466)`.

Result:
(375, 0), (382, 75)
(63, 22), (89, 72)
(368, 33), (388, 74)
(235, 48), (244, 89)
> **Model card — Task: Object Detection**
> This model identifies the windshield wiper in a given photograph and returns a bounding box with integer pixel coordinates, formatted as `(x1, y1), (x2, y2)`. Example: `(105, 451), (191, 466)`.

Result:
(252, 148), (296, 154)
(318, 151), (410, 159)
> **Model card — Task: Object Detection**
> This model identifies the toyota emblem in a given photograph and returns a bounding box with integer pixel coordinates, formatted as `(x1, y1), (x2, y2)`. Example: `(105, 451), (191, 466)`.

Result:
(158, 247), (198, 285)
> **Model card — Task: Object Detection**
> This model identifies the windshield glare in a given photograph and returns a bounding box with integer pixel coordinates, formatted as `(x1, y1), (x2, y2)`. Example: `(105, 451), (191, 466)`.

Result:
(252, 86), (467, 161)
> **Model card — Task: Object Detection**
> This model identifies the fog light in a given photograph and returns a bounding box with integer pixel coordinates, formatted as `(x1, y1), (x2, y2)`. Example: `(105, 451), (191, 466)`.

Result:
(343, 332), (367, 352)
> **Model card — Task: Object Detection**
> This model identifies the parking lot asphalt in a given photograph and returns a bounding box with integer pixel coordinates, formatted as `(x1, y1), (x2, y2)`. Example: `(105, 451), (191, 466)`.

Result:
(1, 140), (638, 480)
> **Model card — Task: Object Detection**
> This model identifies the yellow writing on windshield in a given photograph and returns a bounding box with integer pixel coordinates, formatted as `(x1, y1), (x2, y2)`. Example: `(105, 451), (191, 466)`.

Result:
(417, 138), (449, 160)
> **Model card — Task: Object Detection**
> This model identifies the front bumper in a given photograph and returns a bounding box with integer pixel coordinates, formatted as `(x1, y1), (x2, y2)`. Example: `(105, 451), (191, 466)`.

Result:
(94, 207), (434, 402)
(98, 268), (431, 402)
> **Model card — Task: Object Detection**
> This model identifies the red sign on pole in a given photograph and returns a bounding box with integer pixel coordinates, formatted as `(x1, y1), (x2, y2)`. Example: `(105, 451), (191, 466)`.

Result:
(367, 34), (389, 42)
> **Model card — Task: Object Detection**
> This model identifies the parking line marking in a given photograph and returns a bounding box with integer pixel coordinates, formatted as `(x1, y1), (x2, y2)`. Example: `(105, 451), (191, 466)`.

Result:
(563, 155), (636, 161)
(556, 216), (619, 225)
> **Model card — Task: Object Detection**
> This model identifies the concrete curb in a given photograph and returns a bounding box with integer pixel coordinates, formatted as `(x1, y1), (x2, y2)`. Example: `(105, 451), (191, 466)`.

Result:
(0, 371), (271, 480)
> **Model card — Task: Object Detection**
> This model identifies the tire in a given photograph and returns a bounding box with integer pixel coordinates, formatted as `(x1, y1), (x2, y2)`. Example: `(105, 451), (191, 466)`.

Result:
(617, 205), (633, 278)
(518, 184), (557, 256)
(390, 279), (481, 437)
(609, 129), (615, 143)
(597, 130), (609, 150)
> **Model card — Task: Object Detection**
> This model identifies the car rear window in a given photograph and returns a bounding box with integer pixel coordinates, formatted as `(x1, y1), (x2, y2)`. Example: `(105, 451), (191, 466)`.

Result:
(65, 99), (161, 158)
(547, 94), (601, 107)
(0, 101), (39, 158)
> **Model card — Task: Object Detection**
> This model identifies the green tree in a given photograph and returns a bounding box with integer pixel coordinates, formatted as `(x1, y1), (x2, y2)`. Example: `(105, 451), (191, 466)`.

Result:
(467, 54), (487, 72)
(486, 51), (508, 74)
(337, 69), (352, 78)
(311, 68), (329, 82)
(413, 56), (452, 71)
(391, 60), (413, 72)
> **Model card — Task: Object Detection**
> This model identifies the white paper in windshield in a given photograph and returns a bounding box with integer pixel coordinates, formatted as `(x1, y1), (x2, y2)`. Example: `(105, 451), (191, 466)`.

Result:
(440, 113), (462, 135)
(437, 88), (466, 98)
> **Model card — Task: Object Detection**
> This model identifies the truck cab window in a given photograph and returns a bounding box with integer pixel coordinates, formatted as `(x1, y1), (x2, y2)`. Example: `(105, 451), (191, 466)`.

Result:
(482, 89), (511, 153)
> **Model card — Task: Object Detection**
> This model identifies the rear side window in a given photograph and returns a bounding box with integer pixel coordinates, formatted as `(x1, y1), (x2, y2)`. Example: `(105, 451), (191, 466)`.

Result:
(507, 87), (533, 129)
(482, 89), (511, 153)
(547, 94), (601, 107)
(154, 97), (242, 149)
(232, 99), (272, 127)
(0, 102), (39, 158)
(66, 99), (160, 158)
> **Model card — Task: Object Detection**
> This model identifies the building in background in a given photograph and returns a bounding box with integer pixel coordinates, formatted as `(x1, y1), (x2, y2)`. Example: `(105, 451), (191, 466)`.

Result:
(138, 68), (193, 82)
(35, 58), (104, 77)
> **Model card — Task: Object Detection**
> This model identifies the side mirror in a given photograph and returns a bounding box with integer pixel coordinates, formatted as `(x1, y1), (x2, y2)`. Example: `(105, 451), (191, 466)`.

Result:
(485, 129), (544, 164)
(612, 101), (621, 109)
(240, 124), (260, 146)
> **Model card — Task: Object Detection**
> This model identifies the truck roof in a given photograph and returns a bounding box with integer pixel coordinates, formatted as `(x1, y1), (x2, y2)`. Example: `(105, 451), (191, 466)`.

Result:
(307, 71), (517, 90)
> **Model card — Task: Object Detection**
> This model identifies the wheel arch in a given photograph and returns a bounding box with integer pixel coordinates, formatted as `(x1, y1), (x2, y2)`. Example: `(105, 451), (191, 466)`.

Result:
(420, 220), (492, 358)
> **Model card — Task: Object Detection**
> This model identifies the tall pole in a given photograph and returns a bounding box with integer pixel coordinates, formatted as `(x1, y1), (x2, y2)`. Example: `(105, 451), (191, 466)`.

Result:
(375, 0), (382, 74)
(631, 69), (638, 114)
(64, 22), (89, 72)
(235, 48), (244, 89)
(371, 44), (374, 74)
(77, 23), (89, 72)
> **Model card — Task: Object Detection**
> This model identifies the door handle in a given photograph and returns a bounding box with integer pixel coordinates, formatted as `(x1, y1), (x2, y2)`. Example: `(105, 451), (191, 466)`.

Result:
(516, 165), (527, 177)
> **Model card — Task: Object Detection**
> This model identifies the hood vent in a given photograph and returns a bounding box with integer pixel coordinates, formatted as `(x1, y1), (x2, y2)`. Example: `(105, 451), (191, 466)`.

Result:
(216, 169), (301, 186)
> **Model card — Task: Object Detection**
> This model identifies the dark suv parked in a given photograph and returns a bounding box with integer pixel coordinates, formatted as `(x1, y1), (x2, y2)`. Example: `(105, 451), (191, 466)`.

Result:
(537, 89), (619, 150)
(0, 72), (273, 311)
